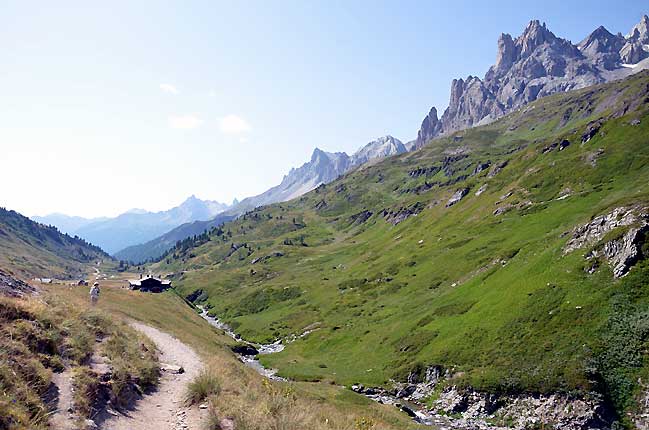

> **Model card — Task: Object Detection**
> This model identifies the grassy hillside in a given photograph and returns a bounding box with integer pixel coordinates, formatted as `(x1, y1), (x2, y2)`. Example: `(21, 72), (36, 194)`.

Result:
(152, 71), (649, 420)
(0, 208), (109, 280)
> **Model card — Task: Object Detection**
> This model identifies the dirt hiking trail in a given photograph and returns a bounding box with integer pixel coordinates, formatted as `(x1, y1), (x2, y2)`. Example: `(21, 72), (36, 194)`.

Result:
(99, 322), (207, 430)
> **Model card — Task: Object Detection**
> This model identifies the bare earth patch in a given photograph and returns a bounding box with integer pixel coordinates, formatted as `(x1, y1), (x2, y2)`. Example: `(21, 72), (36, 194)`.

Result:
(99, 322), (207, 430)
(49, 368), (77, 430)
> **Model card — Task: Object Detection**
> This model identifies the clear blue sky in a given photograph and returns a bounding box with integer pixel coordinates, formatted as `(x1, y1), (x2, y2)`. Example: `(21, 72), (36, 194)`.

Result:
(1, 1), (646, 217)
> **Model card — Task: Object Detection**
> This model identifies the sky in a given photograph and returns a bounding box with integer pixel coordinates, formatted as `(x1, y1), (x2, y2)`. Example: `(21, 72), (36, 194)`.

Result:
(1, 1), (646, 218)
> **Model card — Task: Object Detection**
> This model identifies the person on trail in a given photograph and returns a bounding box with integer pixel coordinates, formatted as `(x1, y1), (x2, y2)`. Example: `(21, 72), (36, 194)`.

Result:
(90, 282), (100, 305)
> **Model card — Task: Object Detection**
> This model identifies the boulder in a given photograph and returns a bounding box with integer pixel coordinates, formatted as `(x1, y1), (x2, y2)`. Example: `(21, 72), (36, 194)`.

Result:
(231, 343), (259, 356)
(559, 139), (571, 151)
(446, 188), (470, 207)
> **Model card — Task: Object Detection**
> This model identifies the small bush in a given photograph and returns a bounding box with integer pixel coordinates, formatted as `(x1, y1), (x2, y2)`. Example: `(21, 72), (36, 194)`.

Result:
(185, 370), (221, 406)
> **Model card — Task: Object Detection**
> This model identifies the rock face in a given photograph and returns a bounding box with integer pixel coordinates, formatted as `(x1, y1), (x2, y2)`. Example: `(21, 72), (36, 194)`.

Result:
(235, 148), (352, 211)
(355, 365), (611, 430)
(414, 16), (649, 149)
(602, 225), (649, 278)
(563, 206), (648, 277)
(430, 387), (610, 430)
(620, 16), (649, 64)
(578, 26), (626, 70)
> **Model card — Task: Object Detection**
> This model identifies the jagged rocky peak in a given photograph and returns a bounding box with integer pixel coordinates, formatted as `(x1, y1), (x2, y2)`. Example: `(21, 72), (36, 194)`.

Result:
(628, 14), (649, 42)
(495, 33), (516, 72)
(579, 26), (624, 55)
(414, 16), (649, 149)
(517, 20), (556, 57)
(351, 135), (406, 166)
(578, 25), (626, 69)
(415, 107), (441, 150)
(620, 15), (649, 65)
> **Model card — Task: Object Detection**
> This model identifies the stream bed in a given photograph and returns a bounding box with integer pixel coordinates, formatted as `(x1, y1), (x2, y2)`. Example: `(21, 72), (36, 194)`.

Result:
(198, 306), (447, 427)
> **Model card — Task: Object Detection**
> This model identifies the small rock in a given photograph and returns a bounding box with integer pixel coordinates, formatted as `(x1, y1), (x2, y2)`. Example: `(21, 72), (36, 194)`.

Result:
(199, 403), (208, 409)
(475, 184), (487, 196)
(161, 363), (185, 374)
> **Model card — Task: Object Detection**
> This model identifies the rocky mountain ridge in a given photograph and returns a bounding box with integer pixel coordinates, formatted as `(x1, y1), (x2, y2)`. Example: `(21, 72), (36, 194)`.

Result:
(34, 195), (231, 255)
(227, 135), (407, 215)
(414, 15), (649, 148)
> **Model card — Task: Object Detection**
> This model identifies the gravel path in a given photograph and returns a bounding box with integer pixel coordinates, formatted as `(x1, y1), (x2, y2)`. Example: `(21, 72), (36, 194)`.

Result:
(99, 322), (207, 430)
(49, 368), (77, 429)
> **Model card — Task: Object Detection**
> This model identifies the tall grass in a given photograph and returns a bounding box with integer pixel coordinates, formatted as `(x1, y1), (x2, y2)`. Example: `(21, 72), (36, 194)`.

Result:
(184, 369), (221, 406)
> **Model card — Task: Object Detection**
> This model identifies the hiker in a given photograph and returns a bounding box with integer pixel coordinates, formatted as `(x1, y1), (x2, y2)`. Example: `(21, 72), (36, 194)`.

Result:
(90, 282), (100, 305)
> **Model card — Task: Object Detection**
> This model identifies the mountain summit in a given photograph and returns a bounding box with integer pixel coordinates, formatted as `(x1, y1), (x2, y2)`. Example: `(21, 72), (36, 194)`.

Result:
(35, 196), (230, 255)
(414, 16), (649, 148)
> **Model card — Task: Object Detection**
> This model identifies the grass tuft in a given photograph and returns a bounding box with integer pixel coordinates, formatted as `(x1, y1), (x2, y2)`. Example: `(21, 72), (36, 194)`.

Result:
(184, 369), (221, 406)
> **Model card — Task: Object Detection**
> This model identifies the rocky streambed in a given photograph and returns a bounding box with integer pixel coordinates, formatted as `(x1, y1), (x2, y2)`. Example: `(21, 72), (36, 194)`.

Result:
(199, 307), (286, 380)
(198, 306), (616, 429)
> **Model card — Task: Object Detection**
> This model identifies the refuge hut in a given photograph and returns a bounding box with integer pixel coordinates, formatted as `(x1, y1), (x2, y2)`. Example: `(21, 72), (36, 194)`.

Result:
(128, 276), (171, 293)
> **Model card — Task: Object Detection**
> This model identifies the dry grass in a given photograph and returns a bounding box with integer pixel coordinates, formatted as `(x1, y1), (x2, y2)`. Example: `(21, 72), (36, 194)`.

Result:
(197, 360), (411, 430)
(185, 369), (221, 406)
(0, 291), (160, 429)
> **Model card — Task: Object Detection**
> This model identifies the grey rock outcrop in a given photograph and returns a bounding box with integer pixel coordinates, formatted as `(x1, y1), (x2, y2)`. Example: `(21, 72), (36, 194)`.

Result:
(602, 225), (649, 278)
(416, 107), (442, 150)
(564, 207), (638, 253)
(414, 16), (649, 149)
(446, 188), (469, 207)
(564, 206), (648, 277)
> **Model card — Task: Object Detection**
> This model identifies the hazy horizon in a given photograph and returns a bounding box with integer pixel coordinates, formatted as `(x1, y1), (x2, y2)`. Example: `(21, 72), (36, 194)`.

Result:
(2, 1), (646, 218)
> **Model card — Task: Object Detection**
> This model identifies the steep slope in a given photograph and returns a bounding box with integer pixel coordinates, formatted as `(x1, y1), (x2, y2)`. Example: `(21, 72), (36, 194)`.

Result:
(0, 207), (109, 279)
(154, 72), (649, 424)
(64, 195), (230, 255)
(415, 16), (649, 148)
